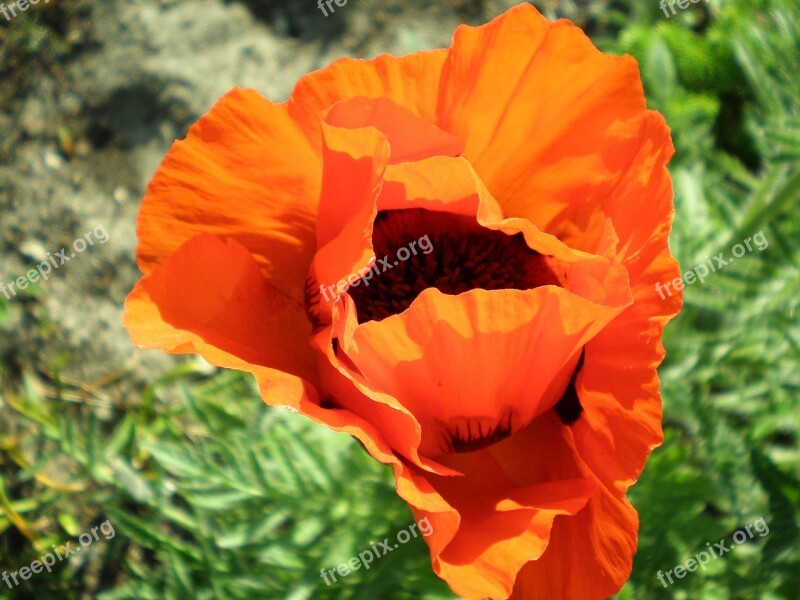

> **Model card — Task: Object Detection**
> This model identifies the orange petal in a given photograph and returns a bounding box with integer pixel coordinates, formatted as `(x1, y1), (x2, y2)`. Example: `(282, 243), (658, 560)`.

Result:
(124, 234), (318, 389)
(438, 492), (592, 600)
(136, 88), (321, 303)
(506, 112), (679, 598)
(311, 323), (458, 477)
(572, 110), (680, 491)
(411, 412), (597, 600)
(511, 484), (639, 600)
(601, 110), (676, 262)
(311, 104), (465, 314)
(573, 227), (681, 491)
(307, 123), (388, 327)
(375, 156), (632, 313)
(378, 156), (504, 220)
(342, 286), (628, 457)
(289, 51), (447, 150)
(326, 97), (464, 164)
(550, 110), (675, 255)
(438, 4), (648, 235)
(253, 361), (405, 472)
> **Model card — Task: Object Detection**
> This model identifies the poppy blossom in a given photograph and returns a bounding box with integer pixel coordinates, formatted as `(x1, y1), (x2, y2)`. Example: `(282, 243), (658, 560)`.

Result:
(124, 4), (682, 599)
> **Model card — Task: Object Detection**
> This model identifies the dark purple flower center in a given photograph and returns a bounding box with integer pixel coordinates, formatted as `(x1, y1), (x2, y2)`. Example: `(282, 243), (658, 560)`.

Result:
(349, 208), (565, 323)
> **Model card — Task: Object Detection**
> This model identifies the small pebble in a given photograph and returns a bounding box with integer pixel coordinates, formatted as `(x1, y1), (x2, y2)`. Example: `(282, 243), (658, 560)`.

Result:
(113, 186), (131, 204)
(44, 148), (65, 170)
(19, 239), (49, 264)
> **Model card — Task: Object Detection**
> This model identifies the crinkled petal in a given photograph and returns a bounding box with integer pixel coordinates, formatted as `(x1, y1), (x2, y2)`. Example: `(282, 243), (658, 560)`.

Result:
(125, 234), (319, 393)
(136, 88), (321, 303)
(438, 4), (647, 239)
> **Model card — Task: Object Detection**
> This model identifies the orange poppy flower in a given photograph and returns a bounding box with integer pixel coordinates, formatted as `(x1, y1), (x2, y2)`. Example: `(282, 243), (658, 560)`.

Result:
(124, 4), (682, 599)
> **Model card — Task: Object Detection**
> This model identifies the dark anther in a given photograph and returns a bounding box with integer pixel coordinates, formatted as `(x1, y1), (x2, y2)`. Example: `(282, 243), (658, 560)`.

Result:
(447, 411), (515, 454)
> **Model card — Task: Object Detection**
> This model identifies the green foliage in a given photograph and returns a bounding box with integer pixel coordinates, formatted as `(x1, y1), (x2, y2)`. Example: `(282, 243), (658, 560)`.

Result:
(0, 369), (454, 599)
